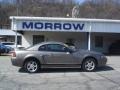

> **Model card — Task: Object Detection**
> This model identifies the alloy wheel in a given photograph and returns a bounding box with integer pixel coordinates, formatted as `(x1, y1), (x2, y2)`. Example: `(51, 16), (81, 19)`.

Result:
(82, 58), (96, 72)
(25, 60), (39, 73)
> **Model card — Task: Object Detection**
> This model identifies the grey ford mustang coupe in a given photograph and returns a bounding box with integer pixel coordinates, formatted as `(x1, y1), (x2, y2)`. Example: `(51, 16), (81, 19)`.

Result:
(11, 41), (107, 73)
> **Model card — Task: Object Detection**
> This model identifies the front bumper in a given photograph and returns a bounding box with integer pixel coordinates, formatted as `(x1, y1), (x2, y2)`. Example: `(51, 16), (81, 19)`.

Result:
(98, 56), (107, 67)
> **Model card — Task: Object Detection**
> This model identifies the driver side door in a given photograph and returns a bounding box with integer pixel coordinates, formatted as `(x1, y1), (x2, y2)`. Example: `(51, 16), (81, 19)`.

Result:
(39, 44), (79, 67)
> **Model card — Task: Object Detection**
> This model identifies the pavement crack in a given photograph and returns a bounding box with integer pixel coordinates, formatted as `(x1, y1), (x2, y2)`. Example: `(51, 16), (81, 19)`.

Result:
(95, 72), (120, 86)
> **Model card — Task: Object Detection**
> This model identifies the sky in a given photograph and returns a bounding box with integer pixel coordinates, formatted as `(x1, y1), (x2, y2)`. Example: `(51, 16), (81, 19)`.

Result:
(75, 0), (85, 3)
(0, 0), (85, 4)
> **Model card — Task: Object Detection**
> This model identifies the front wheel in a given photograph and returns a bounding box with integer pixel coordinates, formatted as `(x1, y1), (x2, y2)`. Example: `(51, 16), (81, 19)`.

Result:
(82, 58), (96, 72)
(24, 60), (40, 73)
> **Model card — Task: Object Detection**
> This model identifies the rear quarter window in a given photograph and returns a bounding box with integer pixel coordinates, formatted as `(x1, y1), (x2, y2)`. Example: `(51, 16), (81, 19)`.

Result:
(38, 45), (47, 51)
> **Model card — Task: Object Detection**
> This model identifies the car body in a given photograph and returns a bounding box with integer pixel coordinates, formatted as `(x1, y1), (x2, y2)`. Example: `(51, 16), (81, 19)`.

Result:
(0, 43), (11, 54)
(11, 41), (107, 73)
(1, 42), (22, 50)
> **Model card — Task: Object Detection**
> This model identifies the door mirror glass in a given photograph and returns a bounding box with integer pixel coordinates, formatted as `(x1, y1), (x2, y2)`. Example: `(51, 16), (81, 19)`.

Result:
(69, 46), (76, 51)
(64, 47), (74, 53)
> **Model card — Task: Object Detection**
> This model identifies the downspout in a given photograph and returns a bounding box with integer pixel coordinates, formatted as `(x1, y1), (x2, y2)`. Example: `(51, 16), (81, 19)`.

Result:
(12, 17), (17, 48)
(88, 21), (92, 51)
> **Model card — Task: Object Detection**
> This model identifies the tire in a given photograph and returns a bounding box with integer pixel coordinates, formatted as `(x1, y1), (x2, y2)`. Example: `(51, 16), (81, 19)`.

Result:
(82, 58), (96, 72)
(24, 59), (40, 73)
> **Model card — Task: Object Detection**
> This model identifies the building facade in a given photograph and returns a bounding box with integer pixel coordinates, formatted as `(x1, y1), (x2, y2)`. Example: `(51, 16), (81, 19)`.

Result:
(10, 16), (120, 54)
(0, 29), (21, 44)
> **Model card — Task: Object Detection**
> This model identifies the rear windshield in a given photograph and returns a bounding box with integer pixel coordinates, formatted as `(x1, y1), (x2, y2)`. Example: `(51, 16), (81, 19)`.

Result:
(25, 44), (39, 50)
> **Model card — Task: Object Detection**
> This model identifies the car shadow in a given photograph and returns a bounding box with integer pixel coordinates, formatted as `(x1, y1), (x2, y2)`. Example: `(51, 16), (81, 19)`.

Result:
(95, 65), (114, 72)
(18, 65), (114, 74)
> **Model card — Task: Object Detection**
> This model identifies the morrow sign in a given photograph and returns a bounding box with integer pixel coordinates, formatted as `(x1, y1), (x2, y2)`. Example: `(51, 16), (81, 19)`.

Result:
(22, 21), (85, 31)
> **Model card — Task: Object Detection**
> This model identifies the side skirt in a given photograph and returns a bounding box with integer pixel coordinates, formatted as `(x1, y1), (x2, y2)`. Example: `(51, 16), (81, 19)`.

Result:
(41, 64), (81, 68)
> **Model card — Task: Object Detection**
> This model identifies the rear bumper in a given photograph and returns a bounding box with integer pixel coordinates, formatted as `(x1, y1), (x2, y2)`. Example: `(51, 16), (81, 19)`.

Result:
(11, 57), (22, 67)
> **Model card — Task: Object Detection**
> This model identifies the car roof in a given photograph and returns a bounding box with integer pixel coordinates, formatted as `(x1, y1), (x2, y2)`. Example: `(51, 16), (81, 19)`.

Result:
(26, 41), (68, 50)
(39, 41), (65, 45)
(27, 41), (68, 50)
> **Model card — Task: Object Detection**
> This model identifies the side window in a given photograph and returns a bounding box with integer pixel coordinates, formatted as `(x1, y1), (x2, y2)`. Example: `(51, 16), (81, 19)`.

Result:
(95, 36), (103, 48)
(33, 35), (44, 45)
(38, 45), (46, 51)
(46, 44), (67, 52)
(66, 38), (75, 46)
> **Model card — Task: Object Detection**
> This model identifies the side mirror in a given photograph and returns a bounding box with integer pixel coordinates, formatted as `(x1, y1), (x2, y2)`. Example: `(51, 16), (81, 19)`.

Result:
(66, 47), (73, 54)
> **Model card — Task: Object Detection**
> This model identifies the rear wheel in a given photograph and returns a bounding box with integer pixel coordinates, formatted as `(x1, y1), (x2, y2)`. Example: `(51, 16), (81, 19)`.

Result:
(82, 58), (96, 72)
(24, 59), (40, 73)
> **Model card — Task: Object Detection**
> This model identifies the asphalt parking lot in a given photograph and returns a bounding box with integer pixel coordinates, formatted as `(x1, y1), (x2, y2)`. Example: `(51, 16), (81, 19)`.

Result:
(0, 56), (120, 90)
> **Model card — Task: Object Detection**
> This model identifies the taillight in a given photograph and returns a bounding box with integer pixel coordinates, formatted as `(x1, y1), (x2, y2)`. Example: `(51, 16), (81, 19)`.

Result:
(11, 51), (16, 57)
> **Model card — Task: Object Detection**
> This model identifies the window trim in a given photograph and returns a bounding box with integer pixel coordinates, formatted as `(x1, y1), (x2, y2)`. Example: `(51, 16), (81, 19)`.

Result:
(95, 36), (103, 48)
(39, 44), (68, 52)
(38, 45), (47, 51)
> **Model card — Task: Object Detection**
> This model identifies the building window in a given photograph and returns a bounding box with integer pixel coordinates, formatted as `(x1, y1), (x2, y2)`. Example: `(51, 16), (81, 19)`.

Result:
(0, 24), (10, 29)
(17, 36), (22, 45)
(66, 38), (75, 46)
(33, 35), (44, 45)
(95, 36), (103, 48)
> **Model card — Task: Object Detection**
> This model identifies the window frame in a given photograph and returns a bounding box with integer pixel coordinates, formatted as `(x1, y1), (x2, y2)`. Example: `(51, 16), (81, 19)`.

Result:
(38, 44), (69, 52)
(33, 35), (44, 45)
(95, 36), (103, 48)
(38, 45), (47, 51)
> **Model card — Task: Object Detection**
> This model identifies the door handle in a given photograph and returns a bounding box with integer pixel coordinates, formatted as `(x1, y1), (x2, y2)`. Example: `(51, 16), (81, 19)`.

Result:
(44, 54), (52, 56)
(47, 54), (52, 56)
(40, 54), (52, 57)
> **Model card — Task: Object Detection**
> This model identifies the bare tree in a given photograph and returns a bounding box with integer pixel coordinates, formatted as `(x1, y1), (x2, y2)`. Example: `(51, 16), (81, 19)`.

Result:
(1, 0), (120, 26)
(78, 0), (120, 19)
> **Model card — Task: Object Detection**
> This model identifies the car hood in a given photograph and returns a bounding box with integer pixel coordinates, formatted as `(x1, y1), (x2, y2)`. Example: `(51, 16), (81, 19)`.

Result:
(75, 49), (103, 55)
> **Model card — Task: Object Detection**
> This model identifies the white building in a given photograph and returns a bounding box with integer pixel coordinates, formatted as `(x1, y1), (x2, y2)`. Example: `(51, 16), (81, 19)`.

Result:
(10, 16), (120, 54)
(0, 29), (21, 44)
